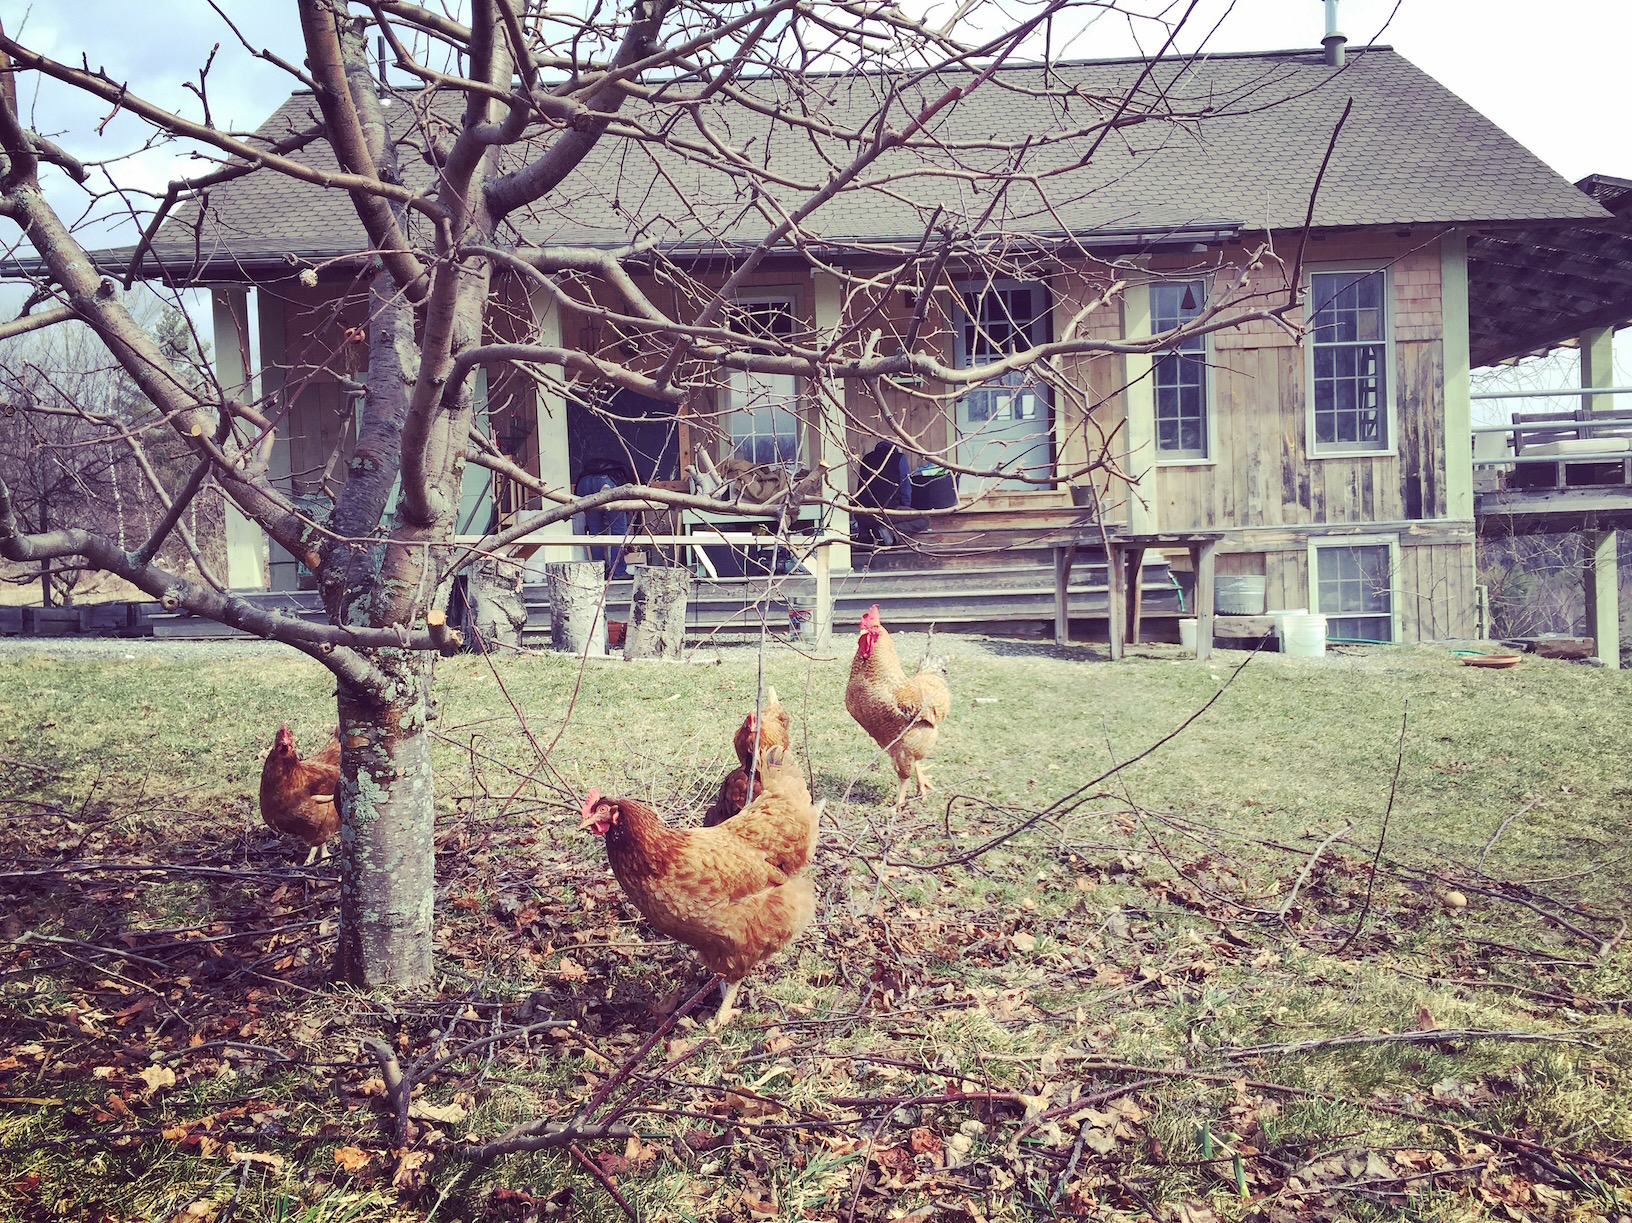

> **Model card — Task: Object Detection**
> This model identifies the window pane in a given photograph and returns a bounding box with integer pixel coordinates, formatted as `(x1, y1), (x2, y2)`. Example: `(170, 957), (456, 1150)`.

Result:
(1152, 282), (1208, 457)
(1309, 275), (1387, 452)
(1316, 545), (1392, 639)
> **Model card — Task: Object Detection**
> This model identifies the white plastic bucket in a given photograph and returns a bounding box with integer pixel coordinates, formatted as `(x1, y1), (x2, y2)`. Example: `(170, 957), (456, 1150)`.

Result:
(1281, 612), (1328, 658)
(1178, 618), (1198, 651)
(1215, 575), (1267, 615)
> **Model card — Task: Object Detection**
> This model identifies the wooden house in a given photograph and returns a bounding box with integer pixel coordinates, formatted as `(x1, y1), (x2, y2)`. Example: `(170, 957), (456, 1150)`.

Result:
(110, 36), (1632, 649)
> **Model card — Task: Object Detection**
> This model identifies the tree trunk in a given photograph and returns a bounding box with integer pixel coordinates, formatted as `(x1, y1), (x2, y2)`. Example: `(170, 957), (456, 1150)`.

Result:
(334, 650), (437, 987)
(546, 560), (606, 656)
(624, 564), (689, 660)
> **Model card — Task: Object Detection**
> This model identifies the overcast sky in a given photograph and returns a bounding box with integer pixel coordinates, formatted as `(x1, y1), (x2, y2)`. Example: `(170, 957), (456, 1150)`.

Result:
(0, 0), (1626, 387)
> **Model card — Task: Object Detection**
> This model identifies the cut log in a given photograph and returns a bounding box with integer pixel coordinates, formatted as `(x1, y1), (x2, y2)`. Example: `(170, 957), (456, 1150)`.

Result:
(624, 564), (689, 660)
(545, 561), (607, 656)
(466, 557), (530, 651)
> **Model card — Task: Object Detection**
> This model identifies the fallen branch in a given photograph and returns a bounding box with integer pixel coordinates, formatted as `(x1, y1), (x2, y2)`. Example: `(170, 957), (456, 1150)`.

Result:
(570, 1142), (639, 1221)
(1221, 1027), (1612, 1059)
(1277, 820), (1355, 921)
(461, 974), (721, 1167)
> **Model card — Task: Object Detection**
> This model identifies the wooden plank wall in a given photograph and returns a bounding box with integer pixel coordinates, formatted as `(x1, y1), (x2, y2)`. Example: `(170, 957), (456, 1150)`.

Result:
(1152, 241), (1446, 531)
(1262, 541), (1474, 641)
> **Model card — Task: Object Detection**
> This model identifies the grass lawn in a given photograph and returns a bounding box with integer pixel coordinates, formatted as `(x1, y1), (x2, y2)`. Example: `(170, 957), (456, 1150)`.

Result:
(1, 634), (1630, 1221)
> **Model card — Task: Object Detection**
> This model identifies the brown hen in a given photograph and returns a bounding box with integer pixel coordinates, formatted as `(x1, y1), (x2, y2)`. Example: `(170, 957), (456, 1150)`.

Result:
(582, 748), (819, 1025)
(844, 604), (951, 807)
(259, 725), (341, 864)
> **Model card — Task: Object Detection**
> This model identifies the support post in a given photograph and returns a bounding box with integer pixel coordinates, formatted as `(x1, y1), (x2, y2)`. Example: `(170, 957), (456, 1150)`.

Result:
(1192, 539), (1217, 662)
(812, 539), (833, 649)
(1584, 529), (1619, 669)
(1105, 541), (1125, 660)
(211, 287), (269, 589)
(1053, 544), (1073, 646)
(524, 284), (580, 567)
(254, 285), (300, 591)
(1581, 326), (1616, 415)
(811, 272), (852, 572)
(1440, 231), (1474, 519)
(1124, 545), (1148, 646)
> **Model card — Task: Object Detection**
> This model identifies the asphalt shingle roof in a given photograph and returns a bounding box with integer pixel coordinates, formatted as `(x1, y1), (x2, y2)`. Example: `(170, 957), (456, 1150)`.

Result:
(144, 45), (1609, 275)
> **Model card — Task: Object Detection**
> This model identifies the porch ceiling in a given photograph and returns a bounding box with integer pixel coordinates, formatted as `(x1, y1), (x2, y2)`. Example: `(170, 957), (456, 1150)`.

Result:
(1467, 175), (1632, 368)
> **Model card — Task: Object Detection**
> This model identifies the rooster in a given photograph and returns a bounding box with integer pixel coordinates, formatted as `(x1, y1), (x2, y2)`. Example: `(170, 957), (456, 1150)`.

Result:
(845, 605), (951, 808)
(581, 748), (819, 1025)
(259, 725), (342, 864)
(703, 687), (792, 826)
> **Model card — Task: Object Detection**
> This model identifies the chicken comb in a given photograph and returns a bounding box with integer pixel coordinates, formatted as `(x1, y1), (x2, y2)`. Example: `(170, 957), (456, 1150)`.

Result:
(580, 789), (603, 819)
(861, 604), (881, 627)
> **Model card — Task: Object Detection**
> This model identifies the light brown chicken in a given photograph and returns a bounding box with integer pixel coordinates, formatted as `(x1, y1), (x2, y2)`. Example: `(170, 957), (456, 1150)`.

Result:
(259, 725), (341, 864)
(845, 604), (952, 807)
(703, 686), (792, 827)
(581, 748), (819, 1025)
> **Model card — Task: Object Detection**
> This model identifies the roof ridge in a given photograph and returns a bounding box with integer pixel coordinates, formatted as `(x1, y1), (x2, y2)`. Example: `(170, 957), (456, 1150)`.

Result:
(279, 43), (1398, 96)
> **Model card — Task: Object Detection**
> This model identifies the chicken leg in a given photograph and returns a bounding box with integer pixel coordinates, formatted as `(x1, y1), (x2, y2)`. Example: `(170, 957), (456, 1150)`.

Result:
(712, 979), (742, 1028)
(914, 761), (935, 795)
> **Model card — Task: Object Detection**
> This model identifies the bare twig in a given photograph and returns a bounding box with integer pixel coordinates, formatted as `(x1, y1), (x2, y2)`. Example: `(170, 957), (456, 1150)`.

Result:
(1332, 701), (1408, 957)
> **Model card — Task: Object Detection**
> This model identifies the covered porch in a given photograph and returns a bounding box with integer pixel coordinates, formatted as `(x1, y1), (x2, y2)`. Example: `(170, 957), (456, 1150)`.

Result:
(1465, 174), (1632, 665)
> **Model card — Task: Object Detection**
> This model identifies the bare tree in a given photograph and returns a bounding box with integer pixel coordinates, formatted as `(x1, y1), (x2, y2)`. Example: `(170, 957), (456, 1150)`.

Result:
(0, 1), (1311, 988)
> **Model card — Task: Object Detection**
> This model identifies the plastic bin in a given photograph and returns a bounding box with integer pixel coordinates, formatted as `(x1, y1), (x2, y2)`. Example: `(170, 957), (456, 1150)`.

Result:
(1215, 574), (1267, 615)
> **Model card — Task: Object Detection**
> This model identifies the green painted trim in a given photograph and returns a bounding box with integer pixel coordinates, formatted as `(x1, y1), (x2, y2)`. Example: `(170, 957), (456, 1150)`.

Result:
(1440, 231), (1473, 520)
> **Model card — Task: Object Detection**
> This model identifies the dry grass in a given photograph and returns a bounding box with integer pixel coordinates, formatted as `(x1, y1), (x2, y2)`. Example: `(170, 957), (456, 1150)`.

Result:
(1, 635), (1630, 1222)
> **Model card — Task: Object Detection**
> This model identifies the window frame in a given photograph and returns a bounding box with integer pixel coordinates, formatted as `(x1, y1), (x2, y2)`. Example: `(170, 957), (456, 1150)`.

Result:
(1150, 278), (1216, 466)
(724, 290), (805, 468)
(1302, 265), (1397, 458)
(1306, 533), (1402, 644)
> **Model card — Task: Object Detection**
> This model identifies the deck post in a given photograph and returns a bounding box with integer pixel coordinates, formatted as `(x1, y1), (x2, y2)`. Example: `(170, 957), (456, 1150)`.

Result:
(1124, 546), (1147, 646)
(1192, 539), (1217, 661)
(1584, 529), (1620, 669)
(1105, 541), (1125, 660)
(1053, 544), (1073, 645)
(812, 539), (833, 649)
(1581, 326), (1616, 415)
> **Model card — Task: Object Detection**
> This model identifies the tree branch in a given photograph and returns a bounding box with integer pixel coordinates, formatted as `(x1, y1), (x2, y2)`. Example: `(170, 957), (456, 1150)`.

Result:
(295, 0), (429, 300)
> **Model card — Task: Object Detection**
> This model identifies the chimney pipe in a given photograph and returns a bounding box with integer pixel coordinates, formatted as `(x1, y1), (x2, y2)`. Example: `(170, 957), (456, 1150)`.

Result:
(1322, 0), (1346, 67)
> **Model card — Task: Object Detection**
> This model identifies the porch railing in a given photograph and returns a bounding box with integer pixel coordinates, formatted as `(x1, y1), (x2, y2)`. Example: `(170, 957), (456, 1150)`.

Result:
(1470, 386), (1632, 474)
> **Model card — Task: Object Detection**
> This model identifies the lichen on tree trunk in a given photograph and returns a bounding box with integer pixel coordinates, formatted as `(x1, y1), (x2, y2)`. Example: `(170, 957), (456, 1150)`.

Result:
(334, 649), (437, 987)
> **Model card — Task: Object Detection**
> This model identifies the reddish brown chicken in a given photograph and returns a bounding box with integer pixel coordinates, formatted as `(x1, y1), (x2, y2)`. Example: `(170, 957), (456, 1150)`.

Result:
(703, 686), (792, 826)
(845, 604), (952, 808)
(259, 725), (342, 864)
(581, 749), (819, 1025)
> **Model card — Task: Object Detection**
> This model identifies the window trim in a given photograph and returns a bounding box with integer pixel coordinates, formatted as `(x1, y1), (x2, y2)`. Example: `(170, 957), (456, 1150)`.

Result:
(1306, 532), (1402, 644)
(1302, 264), (1398, 459)
(724, 290), (805, 467)
(1150, 277), (1217, 467)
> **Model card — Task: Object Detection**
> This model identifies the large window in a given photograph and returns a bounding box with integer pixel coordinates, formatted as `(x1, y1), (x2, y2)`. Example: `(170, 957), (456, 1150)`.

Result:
(1152, 281), (1208, 460)
(727, 297), (800, 466)
(1313, 540), (1395, 643)
(1308, 270), (1389, 453)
